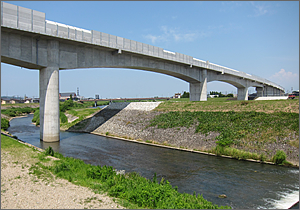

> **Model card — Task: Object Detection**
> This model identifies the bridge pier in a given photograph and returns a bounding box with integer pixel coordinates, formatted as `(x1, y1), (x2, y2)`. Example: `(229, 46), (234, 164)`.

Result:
(39, 40), (60, 142)
(190, 69), (207, 101)
(237, 87), (249, 100)
(256, 87), (263, 97)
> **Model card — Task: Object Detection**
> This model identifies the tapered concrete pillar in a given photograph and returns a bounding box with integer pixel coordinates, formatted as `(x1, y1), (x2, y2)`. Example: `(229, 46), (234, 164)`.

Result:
(190, 69), (207, 101)
(39, 67), (60, 142)
(237, 87), (249, 100)
(39, 40), (60, 142)
(190, 83), (201, 101)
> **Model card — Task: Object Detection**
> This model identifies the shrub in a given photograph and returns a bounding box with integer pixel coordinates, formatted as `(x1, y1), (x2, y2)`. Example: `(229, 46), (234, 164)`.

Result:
(45, 146), (55, 156)
(1, 107), (38, 117)
(1, 118), (10, 130)
(60, 112), (68, 124)
(273, 150), (287, 165)
(32, 109), (40, 125)
(259, 153), (266, 162)
(214, 145), (225, 156)
(182, 91), (190, 98)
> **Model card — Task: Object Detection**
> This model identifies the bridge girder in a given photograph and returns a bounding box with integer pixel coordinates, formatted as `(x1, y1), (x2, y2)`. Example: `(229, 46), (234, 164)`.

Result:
(1, 18), (285, 142)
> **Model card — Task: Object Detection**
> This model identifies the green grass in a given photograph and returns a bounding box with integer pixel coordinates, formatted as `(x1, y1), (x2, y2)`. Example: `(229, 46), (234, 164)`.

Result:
(1, 103), (39, 108)
(1, 134), (28, 149)
(1, 106), (38, 118)
(147, 110), (299, 149)
(67, 108), (100, 118)
(95, 101), (110, 106)
(209, 146), (266, 161)
(60, 108), (101, 130)
(1, 118), (10, 130)
(27, 100), (100, 129)
(46, 150), (230, 209)
(156, 97), (299, 113)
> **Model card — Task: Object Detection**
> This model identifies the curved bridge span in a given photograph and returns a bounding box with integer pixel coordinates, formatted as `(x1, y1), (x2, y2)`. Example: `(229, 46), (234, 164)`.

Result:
(1, 2), (284, 142)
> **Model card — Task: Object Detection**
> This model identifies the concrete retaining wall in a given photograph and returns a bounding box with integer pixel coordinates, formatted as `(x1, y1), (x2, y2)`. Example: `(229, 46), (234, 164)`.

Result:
(255, 96), (289, 100)
(104, 102), (161, 111)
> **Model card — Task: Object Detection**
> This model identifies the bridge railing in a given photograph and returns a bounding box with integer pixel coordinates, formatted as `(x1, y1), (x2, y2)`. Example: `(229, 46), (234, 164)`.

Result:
(1, 2), (284, 92)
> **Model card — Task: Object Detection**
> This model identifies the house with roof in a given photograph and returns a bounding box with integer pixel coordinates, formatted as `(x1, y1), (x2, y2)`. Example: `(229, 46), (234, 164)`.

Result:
(59, 92), (77, 101)
(1, 98), (11, 104)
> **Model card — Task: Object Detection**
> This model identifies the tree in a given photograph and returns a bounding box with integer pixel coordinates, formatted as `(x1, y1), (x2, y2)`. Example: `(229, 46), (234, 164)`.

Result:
(1, 118), (10, 130)
(181, 91), (189, 98)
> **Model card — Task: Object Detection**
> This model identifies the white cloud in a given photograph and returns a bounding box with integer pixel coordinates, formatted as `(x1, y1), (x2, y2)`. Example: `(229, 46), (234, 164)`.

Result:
(249, 2), (271, 17)
(269, 69), (299, 91)
(220, 1), (243, 12)
(144, 34), (159, 44)
(143, 26), (206, 44)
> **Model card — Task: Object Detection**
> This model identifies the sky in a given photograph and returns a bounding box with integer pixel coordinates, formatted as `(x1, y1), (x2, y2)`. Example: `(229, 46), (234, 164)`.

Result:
(1, 1), (299, 99)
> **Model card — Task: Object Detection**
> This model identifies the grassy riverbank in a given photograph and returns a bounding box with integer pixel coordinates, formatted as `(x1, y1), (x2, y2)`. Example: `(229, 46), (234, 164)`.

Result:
(1, 134), (229, 209)
(148, 98), (299, 166)
(159, 97), (299, 113)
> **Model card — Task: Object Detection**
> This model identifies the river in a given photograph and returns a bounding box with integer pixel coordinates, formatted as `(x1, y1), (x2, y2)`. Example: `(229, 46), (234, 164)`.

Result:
(7, 114), (299, 209)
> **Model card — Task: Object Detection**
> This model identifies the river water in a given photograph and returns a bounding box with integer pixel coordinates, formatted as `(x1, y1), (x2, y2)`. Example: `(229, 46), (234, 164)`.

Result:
(7, 114), (299, 209)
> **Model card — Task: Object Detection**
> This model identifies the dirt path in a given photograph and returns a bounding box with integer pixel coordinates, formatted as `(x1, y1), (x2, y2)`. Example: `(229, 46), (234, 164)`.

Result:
(1, 146), (125, 209)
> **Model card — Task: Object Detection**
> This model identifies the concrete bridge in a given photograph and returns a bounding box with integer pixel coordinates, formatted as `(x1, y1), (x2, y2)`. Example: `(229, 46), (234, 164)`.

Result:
(1, 2), (284, 142)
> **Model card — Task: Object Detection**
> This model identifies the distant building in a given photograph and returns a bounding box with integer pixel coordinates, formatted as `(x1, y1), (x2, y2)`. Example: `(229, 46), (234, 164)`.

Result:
(32, 98), (40, 103)
(95, 94), (99, 99)
(174, 93), (181, 98)
(9, 99), (22, 104)
(24, 98), (32, 103)
(1, 98), (10, 104)
(59, 92), (77, 101)
(1, 96), (39, 104)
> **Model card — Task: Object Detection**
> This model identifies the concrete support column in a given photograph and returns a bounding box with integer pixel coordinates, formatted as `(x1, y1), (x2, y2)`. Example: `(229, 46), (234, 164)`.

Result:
(237, 87), (249, 100)
(256, 87), (263, 97)
(264, 86), (274, 96)
(39, 40), (60, 142)
(190, 69), (207, 101)
(190, 83), (200, 101)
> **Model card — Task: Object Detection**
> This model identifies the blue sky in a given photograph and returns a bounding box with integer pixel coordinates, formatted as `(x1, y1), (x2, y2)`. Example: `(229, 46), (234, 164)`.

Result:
(1, 1), (299, 99)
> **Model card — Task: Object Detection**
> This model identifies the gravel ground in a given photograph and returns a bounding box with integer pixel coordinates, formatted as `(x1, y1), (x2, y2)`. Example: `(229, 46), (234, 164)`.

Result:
(1, 150), (125, 209)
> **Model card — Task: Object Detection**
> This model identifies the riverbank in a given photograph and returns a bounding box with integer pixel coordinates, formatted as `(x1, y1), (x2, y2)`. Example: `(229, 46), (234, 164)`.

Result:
(1, 134), (125, 209)
(1, 133), (230, 209)
(67, 101), (299, 167)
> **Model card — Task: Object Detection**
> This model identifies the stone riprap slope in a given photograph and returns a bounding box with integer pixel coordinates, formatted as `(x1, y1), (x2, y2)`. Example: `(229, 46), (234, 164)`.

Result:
(76, 102), (219, 151)
(67, 102), (164, 133)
